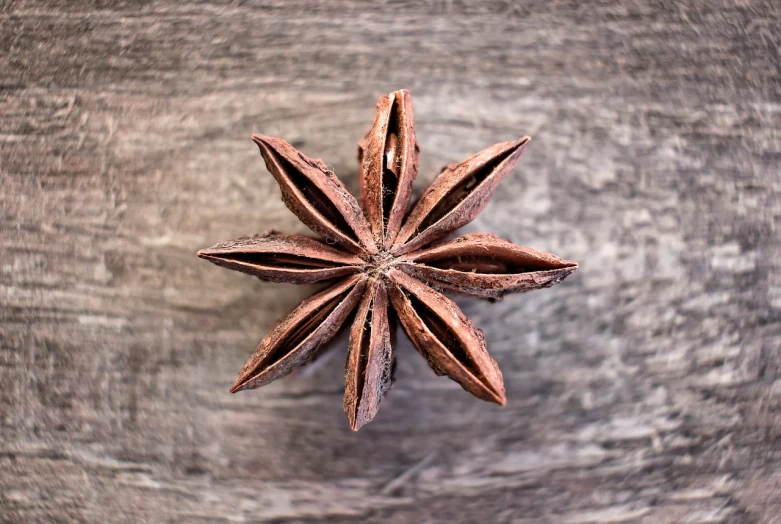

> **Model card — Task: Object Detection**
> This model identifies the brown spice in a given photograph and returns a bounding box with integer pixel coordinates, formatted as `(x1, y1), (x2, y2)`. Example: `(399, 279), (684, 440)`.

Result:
(198, 89), (578, 431)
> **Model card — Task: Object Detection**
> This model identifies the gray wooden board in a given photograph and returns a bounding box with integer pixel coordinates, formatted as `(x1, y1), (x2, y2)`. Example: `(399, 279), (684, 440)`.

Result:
(2, 1), (781, 522)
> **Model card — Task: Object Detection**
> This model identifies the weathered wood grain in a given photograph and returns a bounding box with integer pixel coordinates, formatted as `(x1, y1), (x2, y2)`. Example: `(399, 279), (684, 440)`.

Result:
(2, 1), (781, 522)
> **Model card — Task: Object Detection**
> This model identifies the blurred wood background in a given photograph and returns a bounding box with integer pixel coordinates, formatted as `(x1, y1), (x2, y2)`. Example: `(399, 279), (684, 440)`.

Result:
(2, 1), (781, 522)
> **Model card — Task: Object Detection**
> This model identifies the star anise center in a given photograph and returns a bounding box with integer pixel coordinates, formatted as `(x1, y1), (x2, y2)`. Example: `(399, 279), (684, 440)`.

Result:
(364, 249), (401, 276)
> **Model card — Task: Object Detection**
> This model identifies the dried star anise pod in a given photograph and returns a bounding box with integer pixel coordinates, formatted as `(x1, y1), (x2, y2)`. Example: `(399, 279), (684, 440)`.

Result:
(198, 89), (577, 430)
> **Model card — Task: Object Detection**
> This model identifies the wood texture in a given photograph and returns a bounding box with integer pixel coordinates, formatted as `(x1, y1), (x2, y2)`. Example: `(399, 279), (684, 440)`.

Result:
(2, 1), (780, 522)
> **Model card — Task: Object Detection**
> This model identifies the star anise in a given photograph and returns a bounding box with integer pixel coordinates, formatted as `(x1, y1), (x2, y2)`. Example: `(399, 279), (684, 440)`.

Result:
(198, 90), (577, 430)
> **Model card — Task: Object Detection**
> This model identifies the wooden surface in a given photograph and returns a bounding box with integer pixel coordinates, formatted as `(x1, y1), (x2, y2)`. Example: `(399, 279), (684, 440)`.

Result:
(2, 1), (781, 522)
